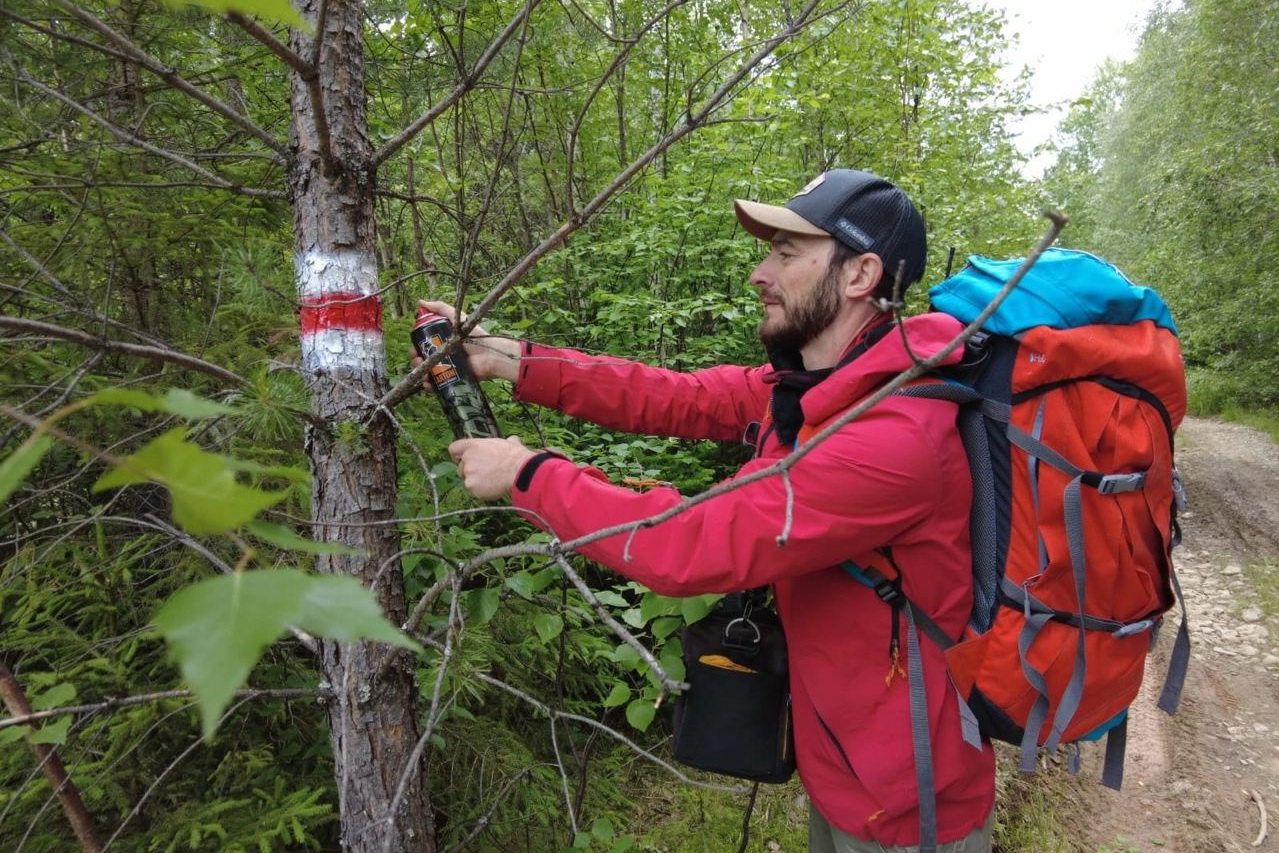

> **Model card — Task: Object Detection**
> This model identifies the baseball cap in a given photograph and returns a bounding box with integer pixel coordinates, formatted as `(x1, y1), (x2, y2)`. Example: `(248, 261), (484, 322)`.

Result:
(734, 169), (927, 288)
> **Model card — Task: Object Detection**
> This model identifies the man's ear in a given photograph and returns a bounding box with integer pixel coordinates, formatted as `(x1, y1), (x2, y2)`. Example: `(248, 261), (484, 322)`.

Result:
(842, 253), (883, 299)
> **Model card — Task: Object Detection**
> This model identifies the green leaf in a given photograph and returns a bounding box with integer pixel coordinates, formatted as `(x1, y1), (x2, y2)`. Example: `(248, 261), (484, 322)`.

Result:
(294, 576), (420, 651)
(611, 643), (640, 668)
(532, 613), (563, 643)
(0, 436), (53, 504)
(87, 388), (235, 419)
(625, 698), (655, 732)
(680, 594), (721, 624)
(593, 591), (628, 607)
(0, 727), (25, 745)
(505, 571), (536, 600)
(651, 617), (682, 640)
(463, 588), (500, 625)
(158, 389), (237, 420)
(154, 570), (419, 739)
(27, 716), (71, 746)
(602, 682), (630, 708)
(31, 683), (76, 711)
(591, 818), (614, 841)
(94, 428), (288, 535)
(158, 0), (308, 30)
(246, 521), (363, 556)
(86, 389), (162, 411)
(639, 592), (679, 622)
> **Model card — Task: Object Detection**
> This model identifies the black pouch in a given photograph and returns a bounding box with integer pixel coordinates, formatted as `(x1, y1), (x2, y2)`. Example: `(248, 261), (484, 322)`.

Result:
(671, 591), (795, 783)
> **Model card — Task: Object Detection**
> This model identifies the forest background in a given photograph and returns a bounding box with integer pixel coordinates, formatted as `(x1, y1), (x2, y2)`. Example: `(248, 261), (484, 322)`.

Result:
(1, 0), (1275, 850)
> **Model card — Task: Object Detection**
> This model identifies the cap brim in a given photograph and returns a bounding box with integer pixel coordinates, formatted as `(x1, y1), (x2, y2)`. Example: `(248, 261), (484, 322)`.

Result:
(733, 199), (829, 242)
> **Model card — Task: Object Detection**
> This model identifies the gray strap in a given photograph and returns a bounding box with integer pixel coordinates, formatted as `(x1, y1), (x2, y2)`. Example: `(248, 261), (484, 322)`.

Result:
(1030, 399), (1049, 573)
(1016, 610), (1055, 772)
(1158, 568), (1191, 714)
(955, 683), (983, 750)
(1045, 475), (1089, 751)
(903, 606), (938, 853)
(1101, 714), (1128, 790)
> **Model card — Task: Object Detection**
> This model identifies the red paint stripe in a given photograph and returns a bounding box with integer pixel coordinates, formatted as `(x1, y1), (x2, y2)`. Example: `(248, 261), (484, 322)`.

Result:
(299, 292), (383, 335)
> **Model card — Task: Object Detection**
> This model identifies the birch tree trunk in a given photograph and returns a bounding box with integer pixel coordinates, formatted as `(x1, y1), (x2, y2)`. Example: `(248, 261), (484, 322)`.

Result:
(287, 1), (434, 849)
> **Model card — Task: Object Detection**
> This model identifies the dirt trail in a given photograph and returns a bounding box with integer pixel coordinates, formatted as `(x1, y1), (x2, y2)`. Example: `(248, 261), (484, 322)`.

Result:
(1068, 416), (1279, 853)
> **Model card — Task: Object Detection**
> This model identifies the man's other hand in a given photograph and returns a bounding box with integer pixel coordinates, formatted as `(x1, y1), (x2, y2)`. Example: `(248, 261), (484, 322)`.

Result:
(448, 435), (537, 500)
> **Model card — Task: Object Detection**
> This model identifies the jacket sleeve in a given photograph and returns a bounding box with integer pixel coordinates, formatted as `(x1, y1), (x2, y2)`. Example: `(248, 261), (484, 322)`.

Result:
(510, 399), (951, 597)
(512, 342), (772, 442)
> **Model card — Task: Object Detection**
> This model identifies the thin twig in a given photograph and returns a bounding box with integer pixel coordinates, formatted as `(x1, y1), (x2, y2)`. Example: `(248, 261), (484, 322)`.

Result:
(551, 551), (688, 693)
(467, 666), (742, 792)
(226, 12), (315, 79)
(379, 0), (833, 411)
(58, 4), (287, 158)
(11, 70), (281, 199)
(0, 688), (330, 732)
(372, 0), (543, 167)
(0, 315), (246, 385)
(452, 213), (1070, 570)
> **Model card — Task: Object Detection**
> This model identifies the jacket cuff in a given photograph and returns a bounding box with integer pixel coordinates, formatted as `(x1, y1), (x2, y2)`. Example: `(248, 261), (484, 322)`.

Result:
(513, 341), (564, 408)
(515, 450), (570, 493)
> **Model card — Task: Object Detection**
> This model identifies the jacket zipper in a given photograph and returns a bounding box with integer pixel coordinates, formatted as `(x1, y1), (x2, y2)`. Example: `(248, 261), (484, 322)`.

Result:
(815, 709), (856, 774)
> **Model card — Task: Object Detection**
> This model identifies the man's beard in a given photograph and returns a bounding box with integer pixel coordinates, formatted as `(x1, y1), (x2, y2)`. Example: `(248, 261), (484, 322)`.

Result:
(757, 265), (842, 352)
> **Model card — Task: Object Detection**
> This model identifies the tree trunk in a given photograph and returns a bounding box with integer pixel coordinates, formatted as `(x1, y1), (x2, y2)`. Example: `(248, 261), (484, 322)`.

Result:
(287, 1), (435, 850)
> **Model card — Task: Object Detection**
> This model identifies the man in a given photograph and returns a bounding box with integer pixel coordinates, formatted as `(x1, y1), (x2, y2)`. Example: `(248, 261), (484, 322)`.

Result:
(433, 169), (996, 852)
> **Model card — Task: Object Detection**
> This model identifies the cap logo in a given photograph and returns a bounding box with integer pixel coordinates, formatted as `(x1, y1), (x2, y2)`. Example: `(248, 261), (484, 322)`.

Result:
(791, 174), (825, 198)
(833, 218), (874, 250)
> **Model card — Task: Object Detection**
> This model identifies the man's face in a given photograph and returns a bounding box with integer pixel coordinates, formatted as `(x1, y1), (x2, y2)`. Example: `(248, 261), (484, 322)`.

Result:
(751, 232), (842, 352)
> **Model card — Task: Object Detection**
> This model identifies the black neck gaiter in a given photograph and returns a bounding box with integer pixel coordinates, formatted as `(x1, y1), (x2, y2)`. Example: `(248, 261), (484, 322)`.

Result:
(765, 323), (895, 446)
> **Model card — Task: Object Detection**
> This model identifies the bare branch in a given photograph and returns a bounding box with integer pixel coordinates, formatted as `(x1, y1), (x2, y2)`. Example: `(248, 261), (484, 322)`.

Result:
(372, 0), (543, 168)
(11, 69), (283, 199)
(0, 687), (330, 732)
(57, 4), (288, 159)
(0, 664), (104, 853)
(551, 551), (688, 693)
(0, 315), (247, 386)
(226, 12), (314, 80)
(443, 213), (1070, 572)
(565, 0), (692, 201)
(379, 0), (834, 411)
(466, 665), (743, 792)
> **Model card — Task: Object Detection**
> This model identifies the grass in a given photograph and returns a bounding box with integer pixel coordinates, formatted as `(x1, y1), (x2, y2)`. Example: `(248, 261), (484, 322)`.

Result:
(625, 769), (808, 852)
(623, 754), (1089, 852)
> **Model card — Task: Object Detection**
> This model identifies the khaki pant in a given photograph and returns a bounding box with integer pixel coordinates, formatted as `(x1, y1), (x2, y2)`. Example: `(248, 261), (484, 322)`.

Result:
(808, 804), (993, 853)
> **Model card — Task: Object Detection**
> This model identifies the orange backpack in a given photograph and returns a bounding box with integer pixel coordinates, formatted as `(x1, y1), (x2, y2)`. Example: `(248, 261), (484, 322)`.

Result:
(845, 249), (1188, 851)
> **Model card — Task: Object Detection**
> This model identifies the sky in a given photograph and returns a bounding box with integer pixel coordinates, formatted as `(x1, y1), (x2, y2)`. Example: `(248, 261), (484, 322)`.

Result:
(989, 0), (1158, 174)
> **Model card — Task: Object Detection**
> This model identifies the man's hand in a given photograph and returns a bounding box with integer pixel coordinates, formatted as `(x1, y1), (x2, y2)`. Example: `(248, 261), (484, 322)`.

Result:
(415, 300), (521, 382)
(449, 435), (537, 501)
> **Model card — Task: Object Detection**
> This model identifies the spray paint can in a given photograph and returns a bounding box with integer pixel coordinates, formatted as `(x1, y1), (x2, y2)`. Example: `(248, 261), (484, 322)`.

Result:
(410, 309), (503, 439)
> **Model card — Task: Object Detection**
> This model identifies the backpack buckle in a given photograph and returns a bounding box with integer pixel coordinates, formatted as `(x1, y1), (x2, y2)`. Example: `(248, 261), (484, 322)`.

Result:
(1096, 472), (1147, 494)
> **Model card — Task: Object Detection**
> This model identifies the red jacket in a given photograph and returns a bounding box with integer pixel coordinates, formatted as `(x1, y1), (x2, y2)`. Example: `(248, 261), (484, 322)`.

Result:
(509, 314), (996, 846)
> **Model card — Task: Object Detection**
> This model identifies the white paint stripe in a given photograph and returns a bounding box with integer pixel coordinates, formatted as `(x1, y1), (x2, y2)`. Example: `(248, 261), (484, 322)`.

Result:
(301, 328), (386, 375)
(296, 248), (380, 300)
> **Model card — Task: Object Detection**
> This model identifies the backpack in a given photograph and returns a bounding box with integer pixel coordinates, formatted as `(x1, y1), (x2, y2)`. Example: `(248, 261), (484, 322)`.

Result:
(842, 248), (1189, 850)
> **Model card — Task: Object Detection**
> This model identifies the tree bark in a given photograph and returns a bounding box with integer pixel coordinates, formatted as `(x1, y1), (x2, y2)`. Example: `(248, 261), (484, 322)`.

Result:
(287, 1), (435, 850)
